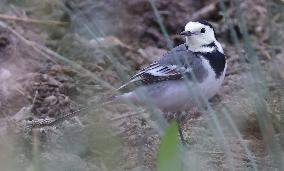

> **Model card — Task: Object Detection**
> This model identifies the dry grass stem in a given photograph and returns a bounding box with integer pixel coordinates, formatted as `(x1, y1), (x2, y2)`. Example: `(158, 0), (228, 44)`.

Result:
(0, 14), (68, 26)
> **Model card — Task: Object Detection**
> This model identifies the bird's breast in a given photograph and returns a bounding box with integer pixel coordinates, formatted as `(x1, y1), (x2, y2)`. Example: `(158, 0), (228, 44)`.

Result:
(199, 57), (227, 99)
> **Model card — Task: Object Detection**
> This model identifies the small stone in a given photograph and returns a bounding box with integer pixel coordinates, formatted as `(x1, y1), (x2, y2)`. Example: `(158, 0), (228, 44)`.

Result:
(44, 95), (58, 105)
(12, 106), (32, 121)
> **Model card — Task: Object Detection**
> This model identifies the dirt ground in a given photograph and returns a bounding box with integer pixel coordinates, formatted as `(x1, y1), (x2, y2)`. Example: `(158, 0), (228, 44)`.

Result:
(0, 0), (284, 171)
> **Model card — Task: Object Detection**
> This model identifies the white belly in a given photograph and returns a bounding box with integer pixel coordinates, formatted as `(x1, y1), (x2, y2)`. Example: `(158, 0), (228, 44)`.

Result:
(119, 59), (227, 112)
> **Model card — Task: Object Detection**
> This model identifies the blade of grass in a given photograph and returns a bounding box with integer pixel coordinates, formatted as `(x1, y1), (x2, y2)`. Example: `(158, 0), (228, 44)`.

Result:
(157, 121), (182, 171)
(0, 14), (69, 25)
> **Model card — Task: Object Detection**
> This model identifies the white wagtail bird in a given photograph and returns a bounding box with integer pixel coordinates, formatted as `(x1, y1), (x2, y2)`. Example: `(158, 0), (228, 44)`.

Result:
(116, 20), (227, 142)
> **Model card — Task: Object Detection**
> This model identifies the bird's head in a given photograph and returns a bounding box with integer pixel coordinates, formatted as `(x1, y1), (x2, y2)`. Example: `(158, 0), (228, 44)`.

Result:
(181, 20), (217, 52)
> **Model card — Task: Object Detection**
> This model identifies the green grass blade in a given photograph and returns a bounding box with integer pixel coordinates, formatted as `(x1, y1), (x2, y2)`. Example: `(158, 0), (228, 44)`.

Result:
(157, 121), (182, 171)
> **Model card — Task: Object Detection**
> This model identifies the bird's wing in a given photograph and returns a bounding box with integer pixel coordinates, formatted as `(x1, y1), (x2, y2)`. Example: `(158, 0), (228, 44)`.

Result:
(118, 44), (207, 92)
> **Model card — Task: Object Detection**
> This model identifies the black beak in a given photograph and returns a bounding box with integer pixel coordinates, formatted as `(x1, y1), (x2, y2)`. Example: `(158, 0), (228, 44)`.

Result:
(180, 31), (192, 36)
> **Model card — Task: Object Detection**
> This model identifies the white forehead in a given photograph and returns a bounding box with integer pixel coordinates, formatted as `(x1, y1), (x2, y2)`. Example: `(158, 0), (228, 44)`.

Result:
(185, 22), (210, 31)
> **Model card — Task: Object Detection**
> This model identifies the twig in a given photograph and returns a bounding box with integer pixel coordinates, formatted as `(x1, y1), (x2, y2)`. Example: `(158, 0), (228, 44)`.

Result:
(28, 106), (90, 129)
(31, 90), (38, 108)
(15, 87), (33, 100)
(0, 14), (69, 26)
(45, 106), (90, 127)
(28, 101), (114, 129)
(194, 150), (224, 155)
(111, 111), (145, 121)
(191, 1), (219, 20)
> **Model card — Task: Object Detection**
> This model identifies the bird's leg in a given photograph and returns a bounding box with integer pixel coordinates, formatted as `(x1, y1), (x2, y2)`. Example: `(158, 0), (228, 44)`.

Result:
(176, 112), (186, 144)
(165, 111), (186, 144)
(178, 125), (185, 144)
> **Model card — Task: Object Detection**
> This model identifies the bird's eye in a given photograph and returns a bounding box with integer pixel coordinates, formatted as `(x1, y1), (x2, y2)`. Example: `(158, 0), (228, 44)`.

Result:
(201, 28), (206, 33)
